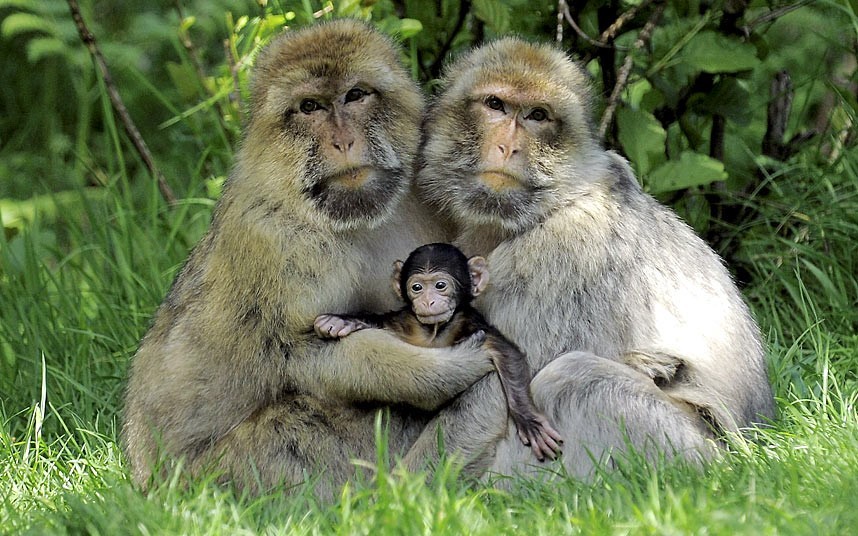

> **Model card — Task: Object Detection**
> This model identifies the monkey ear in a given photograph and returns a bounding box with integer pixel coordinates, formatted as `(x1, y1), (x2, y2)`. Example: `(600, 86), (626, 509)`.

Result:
(467, 256), (489, 296)
(392, 260), (404, 300)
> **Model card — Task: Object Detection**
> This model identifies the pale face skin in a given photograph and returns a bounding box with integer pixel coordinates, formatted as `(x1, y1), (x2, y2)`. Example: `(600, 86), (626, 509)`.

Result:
(475, 91), (558, 196)
(404, 271), (458, 324)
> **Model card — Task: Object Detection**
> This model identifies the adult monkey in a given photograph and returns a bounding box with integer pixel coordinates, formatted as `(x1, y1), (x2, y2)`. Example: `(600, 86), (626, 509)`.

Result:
(409, 38), (776, 477)
(122, 20), (494, 496)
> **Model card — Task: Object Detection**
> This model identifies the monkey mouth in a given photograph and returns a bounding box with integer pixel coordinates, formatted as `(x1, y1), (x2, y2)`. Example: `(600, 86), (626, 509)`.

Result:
(478, 171), (524, 192)
(306, 166), (406, 228)
(325, 166), (372, 189)
(416, 311), (455, 325)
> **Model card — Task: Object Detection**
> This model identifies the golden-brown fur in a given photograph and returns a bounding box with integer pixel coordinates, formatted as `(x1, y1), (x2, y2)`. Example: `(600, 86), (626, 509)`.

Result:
(121, 20), (494, 496)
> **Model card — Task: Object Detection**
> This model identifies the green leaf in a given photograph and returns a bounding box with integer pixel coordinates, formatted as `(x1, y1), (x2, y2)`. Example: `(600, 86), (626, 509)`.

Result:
(0, 12), (54, 39)
(645, 151), (727, 194)
(0, 190), (108, 231)
(0, 0), (35, 8)
(396, 18), (423, 39)
(692, 77), (752, 125)
(681, 31), (759, 73)
(25, 36), (65, 63)
(375, 16), (423, 39)
(166, 62), (200, 100)
(617, 106), (667, 175)
(473, 0), (510, 34)
(624, 79), (653, 109)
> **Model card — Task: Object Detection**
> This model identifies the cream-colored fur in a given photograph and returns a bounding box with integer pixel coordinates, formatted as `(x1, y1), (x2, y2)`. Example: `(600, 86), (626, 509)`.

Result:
(413, 38), (775, 478)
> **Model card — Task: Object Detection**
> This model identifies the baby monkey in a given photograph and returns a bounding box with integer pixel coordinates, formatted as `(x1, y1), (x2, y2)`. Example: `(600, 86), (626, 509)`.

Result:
(315, 243), (563, 461)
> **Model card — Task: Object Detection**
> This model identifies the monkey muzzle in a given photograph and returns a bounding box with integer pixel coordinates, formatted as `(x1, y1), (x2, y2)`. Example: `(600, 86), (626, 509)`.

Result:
(415, 310), (455, 325)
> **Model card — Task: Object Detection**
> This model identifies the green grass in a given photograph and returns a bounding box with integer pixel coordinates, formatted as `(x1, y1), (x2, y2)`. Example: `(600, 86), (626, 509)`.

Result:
(3, 154), (858, 535)
(2, 68), (858, 536)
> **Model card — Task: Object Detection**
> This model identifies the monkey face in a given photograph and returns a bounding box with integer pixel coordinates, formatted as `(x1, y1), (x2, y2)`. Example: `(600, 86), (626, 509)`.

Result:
(288, 86), (410, 229)
(405, 271), (460, 325)
(417, 38), (596, 234)
(242, 20), (425, 231)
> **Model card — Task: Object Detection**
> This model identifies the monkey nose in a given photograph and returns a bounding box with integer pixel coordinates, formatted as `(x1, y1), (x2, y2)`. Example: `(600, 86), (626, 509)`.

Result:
(498, 144), (519, 157)
(333, 139), (355, 153)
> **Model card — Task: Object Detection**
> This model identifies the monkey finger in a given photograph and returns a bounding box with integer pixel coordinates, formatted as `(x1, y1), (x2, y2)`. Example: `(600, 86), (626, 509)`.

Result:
(540, 432), (563, 456)
(544, 424), (564, 445)
(537, 415), (564, 445)
(314, 315), (338, 338)
(459, 329), (487, 349)
(529, 435), (548, 462)
(517, 427), (532, 446)
(532, 433), (557, 461)
(334, 325), (354, 338)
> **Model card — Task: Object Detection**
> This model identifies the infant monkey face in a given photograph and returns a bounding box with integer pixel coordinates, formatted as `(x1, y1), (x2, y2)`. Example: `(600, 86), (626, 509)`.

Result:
(406, 271), (458, 325)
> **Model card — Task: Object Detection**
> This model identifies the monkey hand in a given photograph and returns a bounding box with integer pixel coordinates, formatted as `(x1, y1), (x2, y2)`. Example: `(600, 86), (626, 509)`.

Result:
(314, 314), (368, 339)
(515, 413), (564, 462)
(456, 329), (487, 349)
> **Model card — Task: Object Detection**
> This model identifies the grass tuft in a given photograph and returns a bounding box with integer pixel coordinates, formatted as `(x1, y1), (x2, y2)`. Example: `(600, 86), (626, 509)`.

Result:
(2, 28), (857, 536)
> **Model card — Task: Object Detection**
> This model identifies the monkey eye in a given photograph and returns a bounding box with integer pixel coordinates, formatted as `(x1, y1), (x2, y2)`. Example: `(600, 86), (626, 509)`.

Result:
(435, 281), (447, 291)
(485, 95), (505, 112)
(344, 87), (368, 104)
(299, 99), (322, 114)
(526, 107), (549, 122)
(411, 283), (423, 293)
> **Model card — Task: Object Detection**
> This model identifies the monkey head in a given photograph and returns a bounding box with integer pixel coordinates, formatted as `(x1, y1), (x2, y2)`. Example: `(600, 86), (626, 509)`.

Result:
(392, 243), (488, 325)
(417, 38), (599, 234)
(238, 20), (425, 231)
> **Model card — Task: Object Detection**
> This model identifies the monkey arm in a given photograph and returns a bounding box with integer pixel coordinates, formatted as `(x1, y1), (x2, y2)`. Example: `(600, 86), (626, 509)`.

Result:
(314, 313), (376, 338)
(401, 372), (509, 474)
(313, 310), (406, 339)
(288, 328), (494, 411)
(483, 334), (563, 461)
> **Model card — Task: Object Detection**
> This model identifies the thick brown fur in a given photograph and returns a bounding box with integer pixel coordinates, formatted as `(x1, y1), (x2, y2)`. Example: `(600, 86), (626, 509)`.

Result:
(121, 20), (494, 497)
(413, 38), (776, 478)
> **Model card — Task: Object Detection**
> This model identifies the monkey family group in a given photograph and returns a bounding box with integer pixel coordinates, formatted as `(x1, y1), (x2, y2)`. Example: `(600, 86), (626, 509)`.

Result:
(121, 19), (774, 498)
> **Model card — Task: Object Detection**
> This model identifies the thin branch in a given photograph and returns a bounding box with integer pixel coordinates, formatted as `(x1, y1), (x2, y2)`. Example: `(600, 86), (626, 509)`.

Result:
(598, 2), (665, 142)
(173, 1), (207, 87)
(66, 0), (177, 205)
(560, 2), (613, 49)
(596, 0), (655, 45)
(223, 38), (242, 116)
(565, 0), (656, 59)
(556, 0), (565, 44)
(710, 114), (725, 161)
(743, 1), (812, 34)
(173, 0), (232, 134)
(428, 0), (471, 80)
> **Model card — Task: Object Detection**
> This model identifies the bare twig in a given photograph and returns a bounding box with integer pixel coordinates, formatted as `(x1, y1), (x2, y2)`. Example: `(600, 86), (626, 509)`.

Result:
(743, 1), (812, 35)
(560, 2), (613, 49)
(429, 0), (471, 79)
(223, 39), (242, 115)
(66, 0), (177, 205)
(762, 70), (797, 160)
(596, 0), (655, 45)
(173, 1), (207, 87)
(710, 114), (725, 161)
(556, 0), (565, 44)
(566, 0), (656, 60)
(598, 2), (665, 142)
(173, 0), (232, 135)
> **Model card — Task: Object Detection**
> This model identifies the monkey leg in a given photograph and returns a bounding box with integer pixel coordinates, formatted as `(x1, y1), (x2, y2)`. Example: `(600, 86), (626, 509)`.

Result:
(195, 397), (423, 499)
(401, 372), (509, 476)
(488, 351), (719, 481)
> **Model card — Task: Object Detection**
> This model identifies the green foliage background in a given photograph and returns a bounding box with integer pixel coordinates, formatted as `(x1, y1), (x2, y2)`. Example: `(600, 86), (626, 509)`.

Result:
(1, 0), (857, 533)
